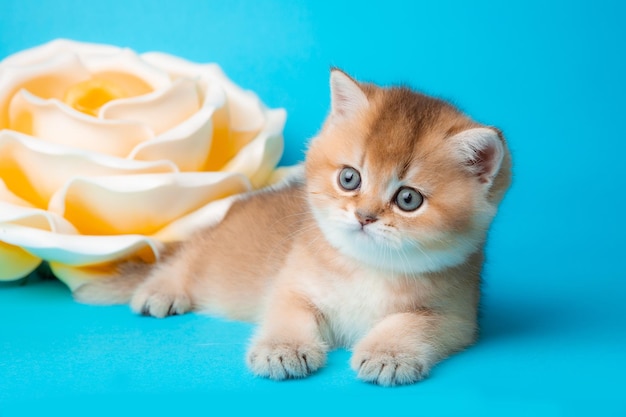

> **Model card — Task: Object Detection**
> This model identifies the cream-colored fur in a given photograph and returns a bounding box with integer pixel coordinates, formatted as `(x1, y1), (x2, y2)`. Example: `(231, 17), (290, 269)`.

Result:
(75, 69), (512, 386)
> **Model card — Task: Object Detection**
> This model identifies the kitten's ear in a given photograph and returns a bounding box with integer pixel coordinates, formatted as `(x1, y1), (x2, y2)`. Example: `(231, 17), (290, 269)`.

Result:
(449, 127), (505, 186)
(330, 69), (369, 120)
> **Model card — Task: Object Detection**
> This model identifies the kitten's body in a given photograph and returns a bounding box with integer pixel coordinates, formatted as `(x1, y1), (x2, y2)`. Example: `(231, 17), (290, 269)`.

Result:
(76, 70), (511, 386)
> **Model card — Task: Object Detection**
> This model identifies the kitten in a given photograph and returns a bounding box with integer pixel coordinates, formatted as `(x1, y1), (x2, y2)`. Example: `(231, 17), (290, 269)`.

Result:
(75, 69), (512, 386)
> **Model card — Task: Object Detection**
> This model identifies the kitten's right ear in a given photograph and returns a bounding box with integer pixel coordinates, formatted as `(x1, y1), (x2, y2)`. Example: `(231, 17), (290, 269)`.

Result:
(330, 69), (369, 121)
(449, 127), (505, 187)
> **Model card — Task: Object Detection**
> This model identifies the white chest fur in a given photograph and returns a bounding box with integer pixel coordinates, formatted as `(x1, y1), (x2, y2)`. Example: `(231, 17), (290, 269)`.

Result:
(302, 266), (410, 348)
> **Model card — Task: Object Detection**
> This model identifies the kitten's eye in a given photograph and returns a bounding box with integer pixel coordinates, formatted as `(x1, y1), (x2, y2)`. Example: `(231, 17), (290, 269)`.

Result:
(394, 187), (423, 212)
(338, 167), (361, 191)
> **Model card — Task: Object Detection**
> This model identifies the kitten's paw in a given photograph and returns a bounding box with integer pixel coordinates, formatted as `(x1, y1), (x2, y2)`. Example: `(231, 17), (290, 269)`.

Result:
(350, 343), (435, 386)
(246, 339), (326, 380)
(130, 286), (191, 318)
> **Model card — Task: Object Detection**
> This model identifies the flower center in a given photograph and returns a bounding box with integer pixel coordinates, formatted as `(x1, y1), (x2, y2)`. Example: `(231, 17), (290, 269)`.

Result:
(63, 78), (128, 117)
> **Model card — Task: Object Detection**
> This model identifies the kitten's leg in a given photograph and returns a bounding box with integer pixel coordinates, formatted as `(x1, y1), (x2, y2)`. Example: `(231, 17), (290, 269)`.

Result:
(246, 289), (327, 380)
(351, 311), (475, 386)
(130, 254), (193, 318)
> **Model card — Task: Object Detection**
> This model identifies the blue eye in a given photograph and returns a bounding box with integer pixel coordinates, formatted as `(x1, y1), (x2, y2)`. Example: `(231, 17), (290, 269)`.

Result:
(395, 187), (423, 211)
(338, 167), (361, 191)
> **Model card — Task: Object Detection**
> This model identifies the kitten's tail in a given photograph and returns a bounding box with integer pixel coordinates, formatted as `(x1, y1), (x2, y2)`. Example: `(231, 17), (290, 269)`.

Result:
(72, 242), (181, 305)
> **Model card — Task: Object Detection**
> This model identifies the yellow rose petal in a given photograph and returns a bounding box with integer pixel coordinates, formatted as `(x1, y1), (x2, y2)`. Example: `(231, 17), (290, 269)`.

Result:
(0, 130), (177, 209)
(48, 172), (251, 236)
(0, 178), (35, 208)
(222, 108), (286, 187)
(204, 106), (260, 171)
(129, 105), (215, 171)
(140, 53), (266, 130)
(0, 40), (287, 288)
(200, 75), (268, 170)
(0, 241), (41, 281)
(0, 52), (91, 128)
(101, 77), (200, 135)
(9, 90), (153, 157)
(0, 39), (120, 68)
(128, 76), (225, 171)
(89, 71), (154, 98)
(63, 77), (130, 116)
(0, 202), (157, 283)
(81, 48), (171, 91)
(0, 223), (160, 269)
(211, 69), (266, 132)
(0, 201), (78, 234)
(0, 197), (76, 283)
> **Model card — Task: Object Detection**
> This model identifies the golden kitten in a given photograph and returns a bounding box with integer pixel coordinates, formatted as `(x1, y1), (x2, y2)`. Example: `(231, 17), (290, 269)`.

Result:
(76, 69), (512, 386)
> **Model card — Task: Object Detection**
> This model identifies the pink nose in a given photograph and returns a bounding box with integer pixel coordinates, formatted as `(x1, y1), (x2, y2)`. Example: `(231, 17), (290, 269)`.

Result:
(355, 210), (378, 226)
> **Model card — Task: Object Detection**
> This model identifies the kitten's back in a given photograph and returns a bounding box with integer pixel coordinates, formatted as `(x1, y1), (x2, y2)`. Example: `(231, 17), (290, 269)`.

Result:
(75, 178), (310, 320)
(170, 178), (307, 319)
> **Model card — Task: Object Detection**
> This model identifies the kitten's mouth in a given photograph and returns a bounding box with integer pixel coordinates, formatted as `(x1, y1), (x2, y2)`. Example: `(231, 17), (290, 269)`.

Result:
(354, 224), (384, 243)
(345, 222), (369, 239)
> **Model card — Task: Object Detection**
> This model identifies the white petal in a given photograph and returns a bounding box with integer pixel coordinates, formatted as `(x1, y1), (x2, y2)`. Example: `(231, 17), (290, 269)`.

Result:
(0, 39), (169, 94)
(9, 90), (154, 157)
(129, 105), (215, 171)
(103, 52), (284, 183)
(0, 39), (121, 69)
(0, 52), (91, 128)
(205, 66), (266, 132)
(80, 47), (171, 91)
(0, 241), (41, 281)
(223, 108), (286, 187)
(0, 130), (177, 208)
(0, 201), (161, 285)
(0, 223), (159, 267)
(127, 78), (226, 171)
(0, 40), (288, 288)
(48, 172), (251, 235)
(0, 178), (34, 208)
(140, 53), (265, 131)
(140, 53), (217, 112)
(125, 76), (224, 171)
(0, 200), (82, 282)
(0, 202), (78, 234)
(100, 77), (200, 135)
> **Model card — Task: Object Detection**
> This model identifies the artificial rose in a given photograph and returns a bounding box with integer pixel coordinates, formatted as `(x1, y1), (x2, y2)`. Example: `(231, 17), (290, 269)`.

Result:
(0, 39), (286, 289)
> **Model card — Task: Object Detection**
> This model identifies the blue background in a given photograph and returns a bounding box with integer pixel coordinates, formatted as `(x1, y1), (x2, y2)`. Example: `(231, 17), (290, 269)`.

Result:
(1, 1), (625, 416)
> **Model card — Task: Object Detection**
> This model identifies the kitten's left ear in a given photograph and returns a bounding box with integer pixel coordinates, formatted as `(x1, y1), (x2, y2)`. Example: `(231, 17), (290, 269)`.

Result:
(449, 127), (505, 186)
(329, 69), (369, 120)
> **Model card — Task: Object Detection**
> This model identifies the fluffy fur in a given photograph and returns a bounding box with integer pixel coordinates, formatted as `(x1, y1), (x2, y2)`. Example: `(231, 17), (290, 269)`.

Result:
(75, 69), (512, 386)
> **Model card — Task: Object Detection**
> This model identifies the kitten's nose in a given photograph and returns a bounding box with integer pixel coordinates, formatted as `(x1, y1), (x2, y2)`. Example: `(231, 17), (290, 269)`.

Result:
(355, 210), (378, 226)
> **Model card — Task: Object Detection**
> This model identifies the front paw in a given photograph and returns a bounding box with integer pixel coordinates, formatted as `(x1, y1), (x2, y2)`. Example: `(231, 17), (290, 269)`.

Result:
(130, 285), (191, 318)
(246, 339), (326, 380)
(350, 343), (435, 387)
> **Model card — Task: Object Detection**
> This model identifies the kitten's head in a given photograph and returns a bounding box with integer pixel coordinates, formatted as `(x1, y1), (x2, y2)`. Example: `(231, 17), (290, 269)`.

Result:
(305, 69), (511, 275)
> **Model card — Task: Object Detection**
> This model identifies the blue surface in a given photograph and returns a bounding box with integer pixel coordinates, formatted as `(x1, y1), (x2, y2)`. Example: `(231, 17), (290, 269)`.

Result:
(1, 1), (625, 416)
